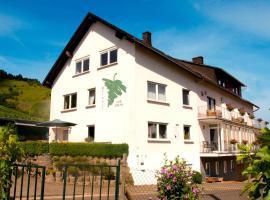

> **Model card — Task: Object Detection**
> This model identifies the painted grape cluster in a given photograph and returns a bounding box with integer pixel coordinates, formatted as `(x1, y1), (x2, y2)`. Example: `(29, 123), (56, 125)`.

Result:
(103, 73), (126, 107)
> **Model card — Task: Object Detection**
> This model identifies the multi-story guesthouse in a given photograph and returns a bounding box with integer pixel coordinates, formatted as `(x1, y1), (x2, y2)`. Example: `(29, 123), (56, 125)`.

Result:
(43, 13), (259, 181)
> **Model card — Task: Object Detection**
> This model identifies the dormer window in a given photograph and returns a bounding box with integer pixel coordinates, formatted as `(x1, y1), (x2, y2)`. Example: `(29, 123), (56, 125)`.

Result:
(75, 57), (90, 75)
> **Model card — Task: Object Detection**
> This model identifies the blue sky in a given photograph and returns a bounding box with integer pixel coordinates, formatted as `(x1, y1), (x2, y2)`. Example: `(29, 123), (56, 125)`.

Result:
(0, 0), (269, 121)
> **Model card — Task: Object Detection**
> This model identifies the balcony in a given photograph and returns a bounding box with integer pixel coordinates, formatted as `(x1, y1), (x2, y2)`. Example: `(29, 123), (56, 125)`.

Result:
(197, 105), (256, 127)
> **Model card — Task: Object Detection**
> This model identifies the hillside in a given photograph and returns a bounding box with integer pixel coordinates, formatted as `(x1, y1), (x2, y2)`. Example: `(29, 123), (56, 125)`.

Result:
(0, 76), (51, 121)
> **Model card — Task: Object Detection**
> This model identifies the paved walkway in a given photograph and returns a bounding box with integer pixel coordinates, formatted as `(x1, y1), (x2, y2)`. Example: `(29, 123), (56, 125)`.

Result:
(11, 175), (249, 200)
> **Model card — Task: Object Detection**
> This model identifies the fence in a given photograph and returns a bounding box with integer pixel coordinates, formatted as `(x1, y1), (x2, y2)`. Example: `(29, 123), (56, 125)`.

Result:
(9, 163), (46, 200)
(61, 160), (121, 200)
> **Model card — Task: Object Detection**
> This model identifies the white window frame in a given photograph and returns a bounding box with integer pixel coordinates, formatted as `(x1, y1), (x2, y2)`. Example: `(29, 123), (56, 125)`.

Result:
(182, 89), (190, 106)
(75, 56), (90, 75)
(148, 122), (168, 140)
(63, 93), (77, 110)
(100, 47), (118, 67)
(147, 81), (167, 102)
(205, 162), (211, 176)
(215, 161), (219, 175)
(88, 88), (96, 106)
(224, 160), (227, 174)
(183, 125), (191, 140)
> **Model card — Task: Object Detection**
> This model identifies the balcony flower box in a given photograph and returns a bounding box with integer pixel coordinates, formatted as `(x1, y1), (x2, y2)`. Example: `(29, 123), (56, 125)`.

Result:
(242, 140), (248, 145)
(206, 177), (223, 183)
(238, 108), (246, 116)
(252, 140), (260, 145)
(248, 113), (255, 119)
(232, 117), (244, 123)
(207, 110), (221, 117)
(230, 139), (238, 144)
(226, 103), (234, 111)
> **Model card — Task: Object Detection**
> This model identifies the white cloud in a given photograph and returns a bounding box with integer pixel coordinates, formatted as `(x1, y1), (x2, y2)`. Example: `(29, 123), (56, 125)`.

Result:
(0, 14), (22, 36)
(195, 1), (270, 39)
(0, 14), (26, 47)
(0, 55), (53, 81)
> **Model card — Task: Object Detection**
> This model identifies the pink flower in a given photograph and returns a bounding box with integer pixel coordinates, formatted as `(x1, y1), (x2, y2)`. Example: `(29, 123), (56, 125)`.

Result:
(166, 185), (171, 190)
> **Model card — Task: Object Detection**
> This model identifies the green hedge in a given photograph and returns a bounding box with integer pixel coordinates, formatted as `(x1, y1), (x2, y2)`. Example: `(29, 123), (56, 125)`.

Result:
(19, 141), (49, 156)
(49, 142), (128, 157)
(19, 141), (128, 157)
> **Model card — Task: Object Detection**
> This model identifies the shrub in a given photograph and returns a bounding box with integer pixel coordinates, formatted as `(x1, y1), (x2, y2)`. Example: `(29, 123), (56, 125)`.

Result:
(0, 125), (24, 199)
(67, 166), (79, 177)
(19, 141), (49, 156)
(192, 171), (202, 184)
(49, 142), (128, 157)
(18, 142), (128, 157)
(156, 156), (201, 200)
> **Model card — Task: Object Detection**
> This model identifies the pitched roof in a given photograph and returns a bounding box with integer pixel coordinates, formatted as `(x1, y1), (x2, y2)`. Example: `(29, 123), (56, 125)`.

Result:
(43, 12), (258, 108)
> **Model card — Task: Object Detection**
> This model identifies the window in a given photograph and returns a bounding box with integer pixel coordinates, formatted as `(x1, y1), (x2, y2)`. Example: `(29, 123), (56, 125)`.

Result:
(184, 125), (191, 140)
(88, 88), (96, 106)
(230, 160), (235, 172)
(182, 89), (190, 105)
(205, 162), (210, 176)
(63, 129), (69, 141)
(100, 48), (118, 66)
(147, 82), (166, 102)
(75, 57), (90, 74)
(64, 93), (77, 110)
(215, 161), (219, 175)
(207, 97), (216, 111)
(148, 122), (167, 140)
(224, 161), (227, 174)
(88, 126), (95, 141)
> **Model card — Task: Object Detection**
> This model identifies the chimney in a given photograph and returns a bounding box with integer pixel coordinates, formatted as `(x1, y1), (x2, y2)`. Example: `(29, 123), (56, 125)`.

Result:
(192, 56), (204, 65)
(142, 31), (152, 46)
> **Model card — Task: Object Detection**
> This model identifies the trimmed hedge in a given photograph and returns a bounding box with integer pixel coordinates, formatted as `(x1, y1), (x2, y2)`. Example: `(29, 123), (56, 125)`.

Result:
(49, 142), (128, 157)
(19, 141), (49, 156)
(19, 141), (129, 157)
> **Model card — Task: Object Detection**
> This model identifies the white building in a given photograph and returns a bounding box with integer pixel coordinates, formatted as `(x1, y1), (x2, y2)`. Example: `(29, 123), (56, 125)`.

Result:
(43, 13), (259, 181)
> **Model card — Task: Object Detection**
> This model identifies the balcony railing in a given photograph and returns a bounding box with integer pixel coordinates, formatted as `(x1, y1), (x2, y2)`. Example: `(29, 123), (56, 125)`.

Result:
(200, 140), (259, 153)
(197, 105), (257, 127)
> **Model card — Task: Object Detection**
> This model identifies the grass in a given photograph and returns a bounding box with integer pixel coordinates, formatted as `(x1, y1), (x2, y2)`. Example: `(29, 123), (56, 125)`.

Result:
(0, 79), (51, 121)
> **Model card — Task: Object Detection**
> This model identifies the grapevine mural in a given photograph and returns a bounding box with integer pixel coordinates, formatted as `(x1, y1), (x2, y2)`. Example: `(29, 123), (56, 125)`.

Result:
(103, 73), (126, 107)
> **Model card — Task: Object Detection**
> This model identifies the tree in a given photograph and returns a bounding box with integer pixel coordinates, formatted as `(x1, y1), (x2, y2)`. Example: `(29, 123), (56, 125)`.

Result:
(0, 125), (24, 199)
(237, 128), (270, 199)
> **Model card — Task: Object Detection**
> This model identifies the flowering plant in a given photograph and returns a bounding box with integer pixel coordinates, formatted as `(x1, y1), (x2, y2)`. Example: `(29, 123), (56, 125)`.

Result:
(156, 156), (201, 200)
(230, 138), (238, 144)
(226, 103), (234, 111)
(248, 113), (255, 119)
(238, 108), (246, 116)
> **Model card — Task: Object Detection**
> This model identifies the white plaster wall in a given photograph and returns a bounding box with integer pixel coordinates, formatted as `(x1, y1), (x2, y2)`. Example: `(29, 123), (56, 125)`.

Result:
(50, 22), (136, 143)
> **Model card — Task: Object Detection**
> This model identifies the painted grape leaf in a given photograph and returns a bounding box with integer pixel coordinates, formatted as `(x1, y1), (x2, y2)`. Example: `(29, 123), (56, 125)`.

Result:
(103, 73), (126, 107)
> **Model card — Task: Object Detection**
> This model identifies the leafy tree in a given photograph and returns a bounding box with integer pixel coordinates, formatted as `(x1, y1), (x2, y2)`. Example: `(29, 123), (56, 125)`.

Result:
(237, 128), (270, 199)
(0, 125), (24, 199)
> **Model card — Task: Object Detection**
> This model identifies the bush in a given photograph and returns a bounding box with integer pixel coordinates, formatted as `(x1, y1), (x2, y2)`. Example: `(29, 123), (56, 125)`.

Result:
(49, 142), (128, 157)
(0, 125), (24, 199)
(192, 171), (202, 184)
(156, 156), (202, 200)
(18, 142), (128, 157)
(19, 141), (49, 156)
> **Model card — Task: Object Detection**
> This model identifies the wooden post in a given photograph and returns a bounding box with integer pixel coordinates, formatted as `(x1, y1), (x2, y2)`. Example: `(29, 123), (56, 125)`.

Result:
(120, 153), (127, 200)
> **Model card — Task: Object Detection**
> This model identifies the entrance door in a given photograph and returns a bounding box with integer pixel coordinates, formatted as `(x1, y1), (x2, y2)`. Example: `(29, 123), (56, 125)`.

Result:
(210, 129), (218, 150)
